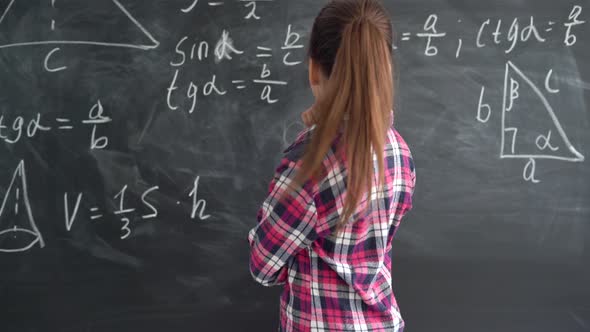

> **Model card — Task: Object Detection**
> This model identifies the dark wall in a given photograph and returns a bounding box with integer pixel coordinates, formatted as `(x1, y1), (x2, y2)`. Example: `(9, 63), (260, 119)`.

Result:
(0, 1), (588, 331)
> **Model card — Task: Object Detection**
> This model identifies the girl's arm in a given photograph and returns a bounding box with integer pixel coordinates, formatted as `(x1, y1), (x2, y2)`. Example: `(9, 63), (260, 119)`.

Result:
(248, 157), (319, 287)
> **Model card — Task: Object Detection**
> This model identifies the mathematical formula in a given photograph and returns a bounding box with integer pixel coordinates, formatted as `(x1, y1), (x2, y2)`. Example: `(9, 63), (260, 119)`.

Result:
(166, 24), (303, 111)
(0, 160), (211, 253)
(394, 5), (585, 57)
(0, 100), (111, 149)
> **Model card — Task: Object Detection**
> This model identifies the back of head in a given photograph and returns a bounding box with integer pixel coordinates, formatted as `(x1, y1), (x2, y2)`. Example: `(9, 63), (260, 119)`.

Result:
(298, 0), (395, 236)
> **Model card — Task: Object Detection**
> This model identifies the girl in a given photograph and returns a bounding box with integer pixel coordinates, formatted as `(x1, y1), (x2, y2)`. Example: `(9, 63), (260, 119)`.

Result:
(247, 0), (416, 331)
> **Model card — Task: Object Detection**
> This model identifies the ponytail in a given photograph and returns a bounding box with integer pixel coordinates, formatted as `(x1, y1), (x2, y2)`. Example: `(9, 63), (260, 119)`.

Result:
(295, 0), (394, 236)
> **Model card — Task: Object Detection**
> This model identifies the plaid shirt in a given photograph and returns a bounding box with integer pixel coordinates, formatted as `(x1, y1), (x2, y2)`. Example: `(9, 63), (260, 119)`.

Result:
(248, 117), (415, 332)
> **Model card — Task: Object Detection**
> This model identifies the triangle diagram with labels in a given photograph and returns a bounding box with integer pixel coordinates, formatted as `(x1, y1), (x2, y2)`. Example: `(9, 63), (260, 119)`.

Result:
(0, 0), (159, 50)
(0, 160), (44, 253)
(501, 61), (584, 162)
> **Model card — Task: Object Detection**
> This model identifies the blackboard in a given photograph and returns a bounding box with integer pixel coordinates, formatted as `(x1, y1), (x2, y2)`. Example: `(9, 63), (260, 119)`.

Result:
(0, 1), (588, 331)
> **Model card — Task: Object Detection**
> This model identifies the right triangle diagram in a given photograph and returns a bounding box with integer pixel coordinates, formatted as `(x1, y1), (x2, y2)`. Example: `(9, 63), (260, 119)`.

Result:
(501, 61), (584, 162)
(0, 0), (158, 50)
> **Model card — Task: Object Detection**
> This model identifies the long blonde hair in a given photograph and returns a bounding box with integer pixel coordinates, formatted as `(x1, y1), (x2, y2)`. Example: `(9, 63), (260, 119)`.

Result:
(293, 0), (394, 236)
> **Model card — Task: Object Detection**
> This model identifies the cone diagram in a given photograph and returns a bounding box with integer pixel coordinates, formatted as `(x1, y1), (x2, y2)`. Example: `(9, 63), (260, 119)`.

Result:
(0, 0), (159, 50)
(0, 160), (44, 253)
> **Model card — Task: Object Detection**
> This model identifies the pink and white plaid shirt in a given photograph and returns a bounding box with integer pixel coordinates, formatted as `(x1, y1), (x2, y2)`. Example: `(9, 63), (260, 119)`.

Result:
(248, 117), (415, 332)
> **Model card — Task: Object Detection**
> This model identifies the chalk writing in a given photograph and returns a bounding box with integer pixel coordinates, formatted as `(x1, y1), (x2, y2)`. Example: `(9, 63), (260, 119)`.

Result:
(0, 0), (159, 72)
(0, 0), (159, 50)
(167, 70), (228, 113)
(0, 161), (44, 253)
(394, 5), (585, 58)
(0, 2), (586, 258)
(0, 100), (111, 149)
(282, 24), (304, 66)
(415, 14), (447, 56)
(476, 61), (585, 183)
(166, 24), (303, 111)
(60, 177), (210, 244)
(214, 30), (244, 63)
(564, 5), (585, 46)
(190, 176), (211, 221)
(180, 0), (275, 20)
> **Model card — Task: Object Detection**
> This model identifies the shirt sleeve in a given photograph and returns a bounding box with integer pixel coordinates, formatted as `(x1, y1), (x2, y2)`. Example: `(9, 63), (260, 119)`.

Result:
(248, 157), (319, 287)
(391, 148), (416, 225)
(409, 155), (416, 195)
